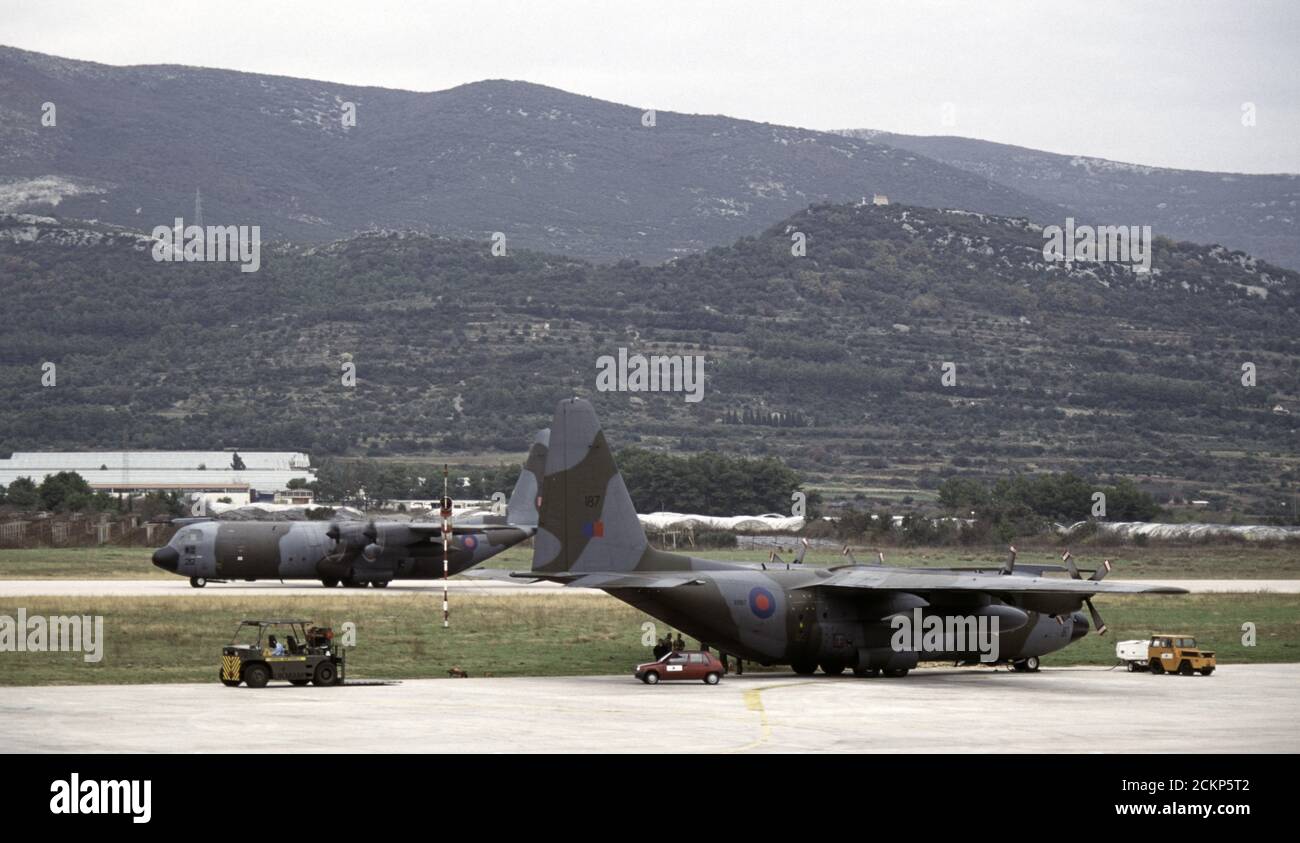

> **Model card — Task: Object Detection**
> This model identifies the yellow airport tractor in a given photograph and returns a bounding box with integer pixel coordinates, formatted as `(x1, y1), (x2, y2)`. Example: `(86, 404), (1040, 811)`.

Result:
(220, 619), (345, 688)
(1116, 633), (1216, 675)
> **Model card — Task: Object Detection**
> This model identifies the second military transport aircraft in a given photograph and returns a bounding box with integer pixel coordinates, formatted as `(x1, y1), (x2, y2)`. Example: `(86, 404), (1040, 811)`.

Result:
(493, 399), (1186, 676)
(151, 431), (548, 588)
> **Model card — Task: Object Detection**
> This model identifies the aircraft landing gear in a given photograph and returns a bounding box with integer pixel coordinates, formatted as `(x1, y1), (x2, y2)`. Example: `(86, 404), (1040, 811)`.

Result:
(189, 577), (207, 588)
(852, 665), (880, 677)
(1012, 656), (1041, 672)
(820, 661), (846, 676)
(790, 660), (818, 676)
(321, 578), (339, 588)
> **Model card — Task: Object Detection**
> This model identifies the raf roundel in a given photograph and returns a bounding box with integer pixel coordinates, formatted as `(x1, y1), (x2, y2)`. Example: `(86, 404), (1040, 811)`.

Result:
(748, 586), (777, 619)
(462, 535), (478, 551)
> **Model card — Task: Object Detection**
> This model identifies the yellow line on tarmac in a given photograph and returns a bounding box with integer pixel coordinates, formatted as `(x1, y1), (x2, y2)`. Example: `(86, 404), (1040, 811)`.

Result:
(729, 681), (815, 753)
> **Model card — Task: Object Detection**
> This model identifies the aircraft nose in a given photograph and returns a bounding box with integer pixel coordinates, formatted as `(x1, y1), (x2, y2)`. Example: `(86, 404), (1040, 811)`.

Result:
(152, 546), (179, 572)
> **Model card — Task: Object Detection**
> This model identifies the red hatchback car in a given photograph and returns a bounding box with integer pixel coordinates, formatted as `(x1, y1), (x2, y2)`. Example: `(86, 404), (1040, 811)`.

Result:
(635, 650), (724, 685)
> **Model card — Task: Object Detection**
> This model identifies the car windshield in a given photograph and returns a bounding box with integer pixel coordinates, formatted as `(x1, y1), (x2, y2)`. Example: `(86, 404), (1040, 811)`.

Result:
(1176, 638), (1197, 648)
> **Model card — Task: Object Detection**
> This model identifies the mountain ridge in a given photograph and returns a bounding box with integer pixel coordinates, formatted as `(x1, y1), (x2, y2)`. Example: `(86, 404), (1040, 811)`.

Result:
(838, 128), (1300, 270)
(2, 200), (1295, 511)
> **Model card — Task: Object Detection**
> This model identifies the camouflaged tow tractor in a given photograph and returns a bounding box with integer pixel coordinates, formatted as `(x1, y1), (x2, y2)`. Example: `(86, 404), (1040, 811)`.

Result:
(220, 619), (344, 688)
(484, 398), (1189, 677)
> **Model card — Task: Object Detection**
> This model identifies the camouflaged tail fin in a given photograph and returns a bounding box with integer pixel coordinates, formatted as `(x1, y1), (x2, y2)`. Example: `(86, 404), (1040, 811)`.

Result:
(506, 428), (549, 527)
(532, 398), (649, 574)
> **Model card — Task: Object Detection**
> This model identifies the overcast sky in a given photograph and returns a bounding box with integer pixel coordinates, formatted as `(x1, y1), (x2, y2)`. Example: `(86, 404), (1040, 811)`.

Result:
(4, 0), (1297, 173)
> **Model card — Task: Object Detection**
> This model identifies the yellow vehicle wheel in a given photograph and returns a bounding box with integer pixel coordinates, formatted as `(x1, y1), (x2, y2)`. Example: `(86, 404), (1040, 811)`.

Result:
(1149, 659), (1165, 674)
(1178, 661), (1195, 676)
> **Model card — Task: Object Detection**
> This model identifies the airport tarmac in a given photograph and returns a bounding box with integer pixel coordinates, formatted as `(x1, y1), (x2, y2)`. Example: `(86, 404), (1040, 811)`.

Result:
(1, 578), (1297, 597)
(1, 664), (1295, 753)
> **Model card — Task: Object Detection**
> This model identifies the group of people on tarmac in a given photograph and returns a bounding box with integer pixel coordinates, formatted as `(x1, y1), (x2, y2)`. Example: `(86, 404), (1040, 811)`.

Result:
(651, 633), (685, 659)
(651, 630), (743, 675)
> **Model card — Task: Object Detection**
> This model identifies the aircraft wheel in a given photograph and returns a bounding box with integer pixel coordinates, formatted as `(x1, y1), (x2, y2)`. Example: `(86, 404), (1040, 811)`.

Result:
(372, 581), (389, 589)
(704, 672), (720, 685)
(852, 666), (880, 677)
(189, 577), (206, 588)
(1023, 656), (1040, 672)
(313, 662), (337, 686)
(321, 578), (339, 588)
(1178, 661), (1194, 676)
(883, 668), (909, 678)
(820, 661), (846, 676)
(1149, 660), (1165, 674)
(790, 661), (817, 676)
(644, 671), (660, 685)
(243, 664), (270, 689)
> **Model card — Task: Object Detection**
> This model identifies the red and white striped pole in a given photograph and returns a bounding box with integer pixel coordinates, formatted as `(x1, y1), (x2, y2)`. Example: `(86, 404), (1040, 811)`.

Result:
(441, 464), (451, 629)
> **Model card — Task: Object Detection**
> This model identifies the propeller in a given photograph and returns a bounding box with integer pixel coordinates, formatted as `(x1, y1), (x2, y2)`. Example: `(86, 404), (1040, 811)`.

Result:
(1063, 550), (1109, 635)
(794, 538), (808, 565)
(842, 546), (859, 565)
(768, 549), (791, 569)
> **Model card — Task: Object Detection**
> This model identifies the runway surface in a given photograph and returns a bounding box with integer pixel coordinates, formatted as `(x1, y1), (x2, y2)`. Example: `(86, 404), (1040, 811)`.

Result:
(0, 578), (595, 597)
(1, 578), (1297, 597)
(1, 664), (1295, 753)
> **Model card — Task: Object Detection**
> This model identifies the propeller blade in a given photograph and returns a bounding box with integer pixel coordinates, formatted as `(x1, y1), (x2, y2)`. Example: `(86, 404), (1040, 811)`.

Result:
(1062, 550), (1081, 580)
(1089, 559), (1113, 582)
(1085, 598), (1108, 636)
(1001, 545), (1017, 575)
(842, 545), (859, 565)
(794, 538), (808, 565)
(876, 550), (885, 566)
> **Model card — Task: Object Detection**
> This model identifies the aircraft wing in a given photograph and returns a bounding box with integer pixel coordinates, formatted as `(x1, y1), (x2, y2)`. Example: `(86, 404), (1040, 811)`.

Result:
(402, 523), (536, 542)
(799, 568), (1187, 595)
(461, 569), (703, 589)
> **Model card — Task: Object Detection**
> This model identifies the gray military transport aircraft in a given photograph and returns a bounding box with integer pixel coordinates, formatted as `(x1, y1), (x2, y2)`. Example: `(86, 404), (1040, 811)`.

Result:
(486, 399), (1187, 676)
(151, 430), (548, 588)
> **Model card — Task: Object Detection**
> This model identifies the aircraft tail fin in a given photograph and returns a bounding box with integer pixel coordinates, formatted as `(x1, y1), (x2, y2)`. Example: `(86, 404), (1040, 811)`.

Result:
(505, 429), (549, 527)
(532, 398), (648, 574)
